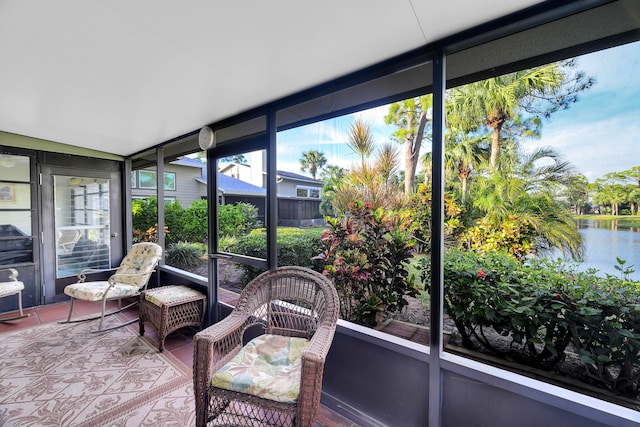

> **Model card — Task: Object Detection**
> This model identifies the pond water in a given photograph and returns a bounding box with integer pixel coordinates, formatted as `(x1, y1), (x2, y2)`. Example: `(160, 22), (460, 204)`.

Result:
(545, 218), (640, 281)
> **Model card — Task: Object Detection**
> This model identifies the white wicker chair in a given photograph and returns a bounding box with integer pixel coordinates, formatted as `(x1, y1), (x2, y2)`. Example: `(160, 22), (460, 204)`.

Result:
(61, 242), (162, 332)
(0, 268), (29, 322)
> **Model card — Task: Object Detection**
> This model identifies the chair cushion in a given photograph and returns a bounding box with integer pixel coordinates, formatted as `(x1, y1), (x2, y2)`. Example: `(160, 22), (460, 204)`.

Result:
(144, 285), (203, 307)
(64, 281), (139, 301)
(112, 243), (162, 287)
(211, 334), (309, 404)
(0, 280), (24, 298)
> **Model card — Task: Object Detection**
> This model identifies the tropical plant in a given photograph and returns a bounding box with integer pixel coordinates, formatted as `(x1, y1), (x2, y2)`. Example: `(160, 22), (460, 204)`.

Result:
(165, 241), (206, 269)
(406, 182), (464, 252)
(447, 60), (593, 172)
(132, 224), (169, 243)
(319, 165), (346, 217)
(468, 146), (583, 259)
(132, 197), (159, 235)
(443, 130), (489, 204)
(317, 201), (418, 326)
(299, 149), (327, 180)
(332, 119), (406, 213)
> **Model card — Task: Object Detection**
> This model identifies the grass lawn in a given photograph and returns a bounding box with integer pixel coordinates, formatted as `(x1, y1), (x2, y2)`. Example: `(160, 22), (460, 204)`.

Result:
(574, 214), (640, 224)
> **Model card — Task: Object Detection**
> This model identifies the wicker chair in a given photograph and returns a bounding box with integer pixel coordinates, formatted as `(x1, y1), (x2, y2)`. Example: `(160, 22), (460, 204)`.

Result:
(61, 242), (162, 332)
(193, 266), (339, 427)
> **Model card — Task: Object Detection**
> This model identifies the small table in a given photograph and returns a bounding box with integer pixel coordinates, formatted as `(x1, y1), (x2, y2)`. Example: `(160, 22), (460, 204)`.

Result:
(139, 285), (206, 352)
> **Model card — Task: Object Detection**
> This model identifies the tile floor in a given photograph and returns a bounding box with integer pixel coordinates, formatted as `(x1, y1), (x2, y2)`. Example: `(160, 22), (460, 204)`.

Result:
(0, 299), (361, 427)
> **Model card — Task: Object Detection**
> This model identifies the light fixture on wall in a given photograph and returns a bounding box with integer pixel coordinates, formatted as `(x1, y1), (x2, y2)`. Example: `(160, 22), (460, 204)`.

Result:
(198, 126), (216, 151)
(0, 155), (15, 168)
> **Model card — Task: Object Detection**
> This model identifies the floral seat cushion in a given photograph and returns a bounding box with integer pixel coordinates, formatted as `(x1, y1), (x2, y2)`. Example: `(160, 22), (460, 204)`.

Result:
(144, 285), (203, 307)
(0, 279), (24, 298)
(64, 281), (139, 301)
(210, 334), (309, 404)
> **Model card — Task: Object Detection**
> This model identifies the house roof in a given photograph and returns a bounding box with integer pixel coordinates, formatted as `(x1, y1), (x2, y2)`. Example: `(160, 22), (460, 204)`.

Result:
(196, 174), (266, 197)
(0, 1), (543, 157)
(171, 157), (207, 169)
(277, 170), (321, 185)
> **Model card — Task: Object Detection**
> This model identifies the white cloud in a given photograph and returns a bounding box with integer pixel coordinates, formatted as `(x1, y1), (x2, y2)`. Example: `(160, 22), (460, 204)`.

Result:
(529, 115), (640, 181)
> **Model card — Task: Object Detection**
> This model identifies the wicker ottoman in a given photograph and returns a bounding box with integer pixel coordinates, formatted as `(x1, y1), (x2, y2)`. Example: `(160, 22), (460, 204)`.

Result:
(139, 285), (206, 352)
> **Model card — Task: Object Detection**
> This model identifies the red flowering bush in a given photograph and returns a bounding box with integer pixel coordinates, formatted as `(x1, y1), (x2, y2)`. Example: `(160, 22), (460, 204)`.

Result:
(317, 201), (418, 326)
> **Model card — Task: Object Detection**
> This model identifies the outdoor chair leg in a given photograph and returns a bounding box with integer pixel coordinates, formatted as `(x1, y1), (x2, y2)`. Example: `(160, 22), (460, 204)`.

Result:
(59, 296), (139, 332)
(0, 292), (30, 323)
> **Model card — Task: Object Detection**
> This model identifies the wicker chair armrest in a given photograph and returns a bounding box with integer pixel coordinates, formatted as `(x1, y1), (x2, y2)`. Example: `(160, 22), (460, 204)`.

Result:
(194, 312), (249, 360)
(296, 322), (338, 427)
(0, 268), (19, 281)
(193, 312), (251, 425)
(304, 322), (337, 361)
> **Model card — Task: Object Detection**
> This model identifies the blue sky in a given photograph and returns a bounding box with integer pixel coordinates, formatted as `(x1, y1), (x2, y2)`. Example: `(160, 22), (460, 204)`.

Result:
(527, 41), (640, 181)
(277, 40), (640, 182)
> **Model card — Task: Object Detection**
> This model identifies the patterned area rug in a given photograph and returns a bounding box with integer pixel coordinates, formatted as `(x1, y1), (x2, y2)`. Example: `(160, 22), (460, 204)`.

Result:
(0, 317), (195, 426)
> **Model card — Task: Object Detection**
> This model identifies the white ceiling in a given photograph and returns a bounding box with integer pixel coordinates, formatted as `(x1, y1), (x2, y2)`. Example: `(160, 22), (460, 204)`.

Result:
(0, 0), (542, 157)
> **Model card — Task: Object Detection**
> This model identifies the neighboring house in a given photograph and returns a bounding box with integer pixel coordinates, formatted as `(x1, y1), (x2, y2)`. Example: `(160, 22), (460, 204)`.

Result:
(272, 170), (324, 228)
(131, 157), (206, 207)
(218, 160), (325, 228)
(196, 169), (267, 225)
(133, 156), (324, 227)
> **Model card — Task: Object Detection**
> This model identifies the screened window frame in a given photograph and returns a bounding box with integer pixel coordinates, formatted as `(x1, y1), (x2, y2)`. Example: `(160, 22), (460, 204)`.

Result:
(127, 1), (640, 425)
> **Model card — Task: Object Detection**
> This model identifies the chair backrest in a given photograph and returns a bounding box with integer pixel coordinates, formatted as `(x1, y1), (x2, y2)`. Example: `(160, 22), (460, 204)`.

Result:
(235, 266), (339, 339)
(56, 229), (81, 251)
(113, 242), (162, 288)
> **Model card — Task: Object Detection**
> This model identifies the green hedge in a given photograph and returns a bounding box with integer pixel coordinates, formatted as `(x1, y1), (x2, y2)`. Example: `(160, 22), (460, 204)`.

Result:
(419, 250), (640, 398)
(221, 227), (324, 283)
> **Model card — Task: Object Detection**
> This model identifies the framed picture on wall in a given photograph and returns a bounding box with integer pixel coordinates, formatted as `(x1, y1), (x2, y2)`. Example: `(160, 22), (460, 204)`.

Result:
(0, 184), (15, 203)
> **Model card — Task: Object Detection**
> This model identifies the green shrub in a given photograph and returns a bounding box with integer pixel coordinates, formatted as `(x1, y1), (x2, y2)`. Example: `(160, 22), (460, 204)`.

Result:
(318, 201), (417, 327)
(132, 197), (159, 238)
(180, 199), (208, 243)
(223, 227), (324, 283)
(165, 241), (206, 269)
(419, 250), (640, 397)
(132, 197), (185, 244)
(219, 202), (261, 237)
(164, 200), (186, 244)
(406, 183), (463, 253)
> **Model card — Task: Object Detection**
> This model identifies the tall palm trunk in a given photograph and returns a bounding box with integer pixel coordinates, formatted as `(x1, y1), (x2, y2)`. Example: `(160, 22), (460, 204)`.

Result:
(489, 121), (503, 170)
(459, 169), (469, 204)
(404, 110), (427, 194)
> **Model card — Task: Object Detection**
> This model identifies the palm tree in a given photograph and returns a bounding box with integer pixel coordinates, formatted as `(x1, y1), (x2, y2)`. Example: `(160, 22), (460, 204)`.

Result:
(444, 131), (489, 204)
(447, 60), (593, 172)
(385, 95), (433, 194)
(299, 150), (327, 180)
(472, 146), (583, 259)
(319, 165), (346, 217)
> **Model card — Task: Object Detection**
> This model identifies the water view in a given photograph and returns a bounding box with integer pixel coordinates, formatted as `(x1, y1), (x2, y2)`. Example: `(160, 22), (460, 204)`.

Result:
(547, 218), (640, 281)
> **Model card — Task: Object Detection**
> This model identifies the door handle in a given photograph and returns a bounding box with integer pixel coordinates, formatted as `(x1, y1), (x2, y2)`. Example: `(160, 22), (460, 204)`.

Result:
(111, 233), (119, 238)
